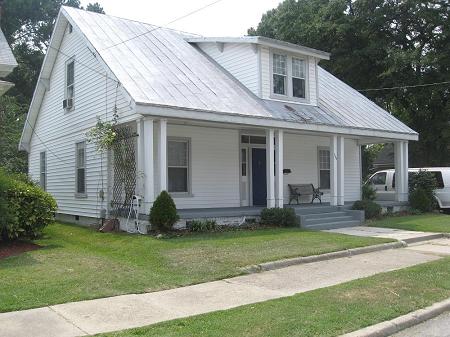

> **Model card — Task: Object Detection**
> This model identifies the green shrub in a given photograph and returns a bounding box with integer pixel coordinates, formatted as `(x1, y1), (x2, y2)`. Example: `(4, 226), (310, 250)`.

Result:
(260, 208), (299, 227)
(362, 183), (376, 201)
(188, 219), (217, 232)
(0, 169), (57, 241)
(149, 191), (179, 231)
(352, 200), (382, 219)
(409, 188), (435, 213)
(408, 170), (437, 212)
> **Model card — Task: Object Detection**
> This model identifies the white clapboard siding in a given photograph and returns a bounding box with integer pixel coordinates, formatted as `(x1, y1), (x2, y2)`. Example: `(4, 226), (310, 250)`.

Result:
(283, 133), (360, 203)
(196, 42), (260, 96)
(159, 124), (240, 209)
(28, 25), (134, 218)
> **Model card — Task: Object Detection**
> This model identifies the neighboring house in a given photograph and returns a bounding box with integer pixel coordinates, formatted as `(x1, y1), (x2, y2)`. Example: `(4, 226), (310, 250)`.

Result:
(20, 7), (417, 226)
(0, 28), (17, 96)
(372, 143), (395, 171)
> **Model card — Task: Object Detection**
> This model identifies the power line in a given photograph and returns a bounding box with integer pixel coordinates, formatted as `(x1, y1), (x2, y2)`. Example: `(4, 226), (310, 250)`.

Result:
(101, 0), (225, 51)
(358, 80), (450, 92)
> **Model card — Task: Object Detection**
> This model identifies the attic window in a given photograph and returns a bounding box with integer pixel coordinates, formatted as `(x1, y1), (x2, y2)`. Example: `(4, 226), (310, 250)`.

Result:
(272, 54), (287, 95)
(68, 24), (73, 33)
(66, 60), (75, 99)
(292, 58), (306, 98)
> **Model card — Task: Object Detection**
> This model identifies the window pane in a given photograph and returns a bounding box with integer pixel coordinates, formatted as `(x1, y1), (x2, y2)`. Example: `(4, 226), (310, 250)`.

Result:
(168, 141), (187, 166)
(320, 170), (330, 189)
(168, 167), (187, 192)
(273, 74), (286, 95)
(292, 78), (305, 98)
(241, 135), (250, 143)
(241, 163), (247, 177)
(292, 58), (305, 78)
(431, 172), (445, 189)
(319, 149), (330, 170)
(40, 173), (46, 190)
(273, 54), (287, 75)
(371, 172), (386, 185)
(250, 136), (266, 144)
(77, 147), (85, 167)
(67, 61), (74, 86)
(77, 168), (85, 193)
(67, 85), (74, 99)
(40, 152), (46, 172)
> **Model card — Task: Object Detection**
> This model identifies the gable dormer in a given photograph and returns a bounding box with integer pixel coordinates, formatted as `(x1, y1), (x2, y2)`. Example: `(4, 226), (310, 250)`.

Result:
(187, 36), (329, 106)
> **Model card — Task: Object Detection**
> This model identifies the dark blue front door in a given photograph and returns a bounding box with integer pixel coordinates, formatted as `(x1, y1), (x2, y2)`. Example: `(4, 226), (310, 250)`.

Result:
(252, 148), (267, 206)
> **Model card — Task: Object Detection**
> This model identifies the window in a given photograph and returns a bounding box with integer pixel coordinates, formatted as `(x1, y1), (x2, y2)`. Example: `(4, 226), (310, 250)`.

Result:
(76, 142), (86, 196)
(241, 148), (247, 177)
(393, 171), (444, 189)
(40, 152), (46, 191)
(292, 58), (306, 98)
(168, 139), (190, 194)
(66, 60), (75, 100)
(371, 172), (387, 185)
(318, 148), (330, 190)
(272, 53), (287, 95)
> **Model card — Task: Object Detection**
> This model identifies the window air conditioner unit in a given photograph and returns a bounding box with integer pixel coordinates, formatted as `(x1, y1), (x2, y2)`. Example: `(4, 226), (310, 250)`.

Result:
(63, 98), (73, 109)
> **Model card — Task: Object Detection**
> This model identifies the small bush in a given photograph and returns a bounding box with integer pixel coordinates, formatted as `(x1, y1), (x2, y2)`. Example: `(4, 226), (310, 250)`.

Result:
(0, 169), (57, 241)
(188, 219), (217, 232)
(362, 183), (376, 201)
(260, 208), (299, 227)
(352, 200), (382, 219)
(149, 191), (179, 231)
(409, 188), (435, 213)
(409, 171), (437, 212)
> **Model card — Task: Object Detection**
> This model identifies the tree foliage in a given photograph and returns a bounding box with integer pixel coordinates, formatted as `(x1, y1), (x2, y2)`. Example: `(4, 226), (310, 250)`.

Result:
(250, 0), (450, 167)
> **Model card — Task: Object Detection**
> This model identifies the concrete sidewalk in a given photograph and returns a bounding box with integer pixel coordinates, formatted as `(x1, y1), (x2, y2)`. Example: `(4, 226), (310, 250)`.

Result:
(326, 226), (445, 243)
(1, 238), (449, 337)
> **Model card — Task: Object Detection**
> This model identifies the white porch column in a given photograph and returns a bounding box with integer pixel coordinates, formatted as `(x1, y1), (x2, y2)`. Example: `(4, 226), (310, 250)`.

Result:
(329, 135), (338, 206)
(266, 129), (275, 208)
(136, 118), (145, 197)
(143, 118), (154, 213)
(403, 141), (409, 197)
(158, 119), (167, 193)
(337, 136), (345, 206)
(275, 129), (284, 208)
(394, 141), (408, 202)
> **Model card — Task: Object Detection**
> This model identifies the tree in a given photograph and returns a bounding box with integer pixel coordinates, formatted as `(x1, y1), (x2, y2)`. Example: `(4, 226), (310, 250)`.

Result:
(0, 96), (28, 173)
(250, 0), (450, 167)
(86, 2), (104, 14)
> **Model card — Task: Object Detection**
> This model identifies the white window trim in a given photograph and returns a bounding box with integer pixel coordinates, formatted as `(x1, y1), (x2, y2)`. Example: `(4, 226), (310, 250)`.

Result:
(40, 151), (46, 191)
(269, 49), (309, 103)
(75, 141), (87, 198)
(65, 58), (75, 110)
(318, 146), (330, 191)
(167, 137), (192, 197)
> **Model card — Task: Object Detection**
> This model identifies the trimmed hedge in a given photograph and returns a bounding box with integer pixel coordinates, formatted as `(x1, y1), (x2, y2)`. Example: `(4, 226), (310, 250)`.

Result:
(352, 200), (382, 219)
(0, 169), (57, 241)
(149, 191), (179, 231)
(260, 208), (299, 227)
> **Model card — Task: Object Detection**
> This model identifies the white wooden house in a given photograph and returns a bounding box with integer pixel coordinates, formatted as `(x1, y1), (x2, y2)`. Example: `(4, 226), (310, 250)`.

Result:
(0, 28), (17, 96)
(20, 7), (417, 228)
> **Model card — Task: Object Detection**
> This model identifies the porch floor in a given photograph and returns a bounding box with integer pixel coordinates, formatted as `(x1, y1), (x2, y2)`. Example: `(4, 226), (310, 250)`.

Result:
(177, 202), (355, 219)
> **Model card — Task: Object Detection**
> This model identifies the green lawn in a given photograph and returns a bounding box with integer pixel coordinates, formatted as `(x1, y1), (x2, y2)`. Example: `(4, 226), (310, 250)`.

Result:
(0, 222), (390, 313)
(99, 257), (450, 337)
(368, 213), (450, 233)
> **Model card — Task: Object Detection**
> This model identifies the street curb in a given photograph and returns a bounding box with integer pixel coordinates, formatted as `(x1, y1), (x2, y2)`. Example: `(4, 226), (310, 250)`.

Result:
(241, 241), (406, 273)
(340, 297), (450, 337)
(402, 233), (445, 244)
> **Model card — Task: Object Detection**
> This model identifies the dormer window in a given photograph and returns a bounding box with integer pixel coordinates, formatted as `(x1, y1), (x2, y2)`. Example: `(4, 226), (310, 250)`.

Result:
(292, 58), (306, 98)
(272, 54), (287, 95)
(271, 51), (308, 102)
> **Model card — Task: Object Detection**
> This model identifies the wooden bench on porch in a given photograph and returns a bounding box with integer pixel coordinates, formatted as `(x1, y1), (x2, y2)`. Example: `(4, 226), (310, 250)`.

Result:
(288, 184), (323, 204)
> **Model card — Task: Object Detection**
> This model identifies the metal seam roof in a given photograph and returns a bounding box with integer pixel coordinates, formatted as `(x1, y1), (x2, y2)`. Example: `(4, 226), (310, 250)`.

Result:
(25, 7), (416, 142)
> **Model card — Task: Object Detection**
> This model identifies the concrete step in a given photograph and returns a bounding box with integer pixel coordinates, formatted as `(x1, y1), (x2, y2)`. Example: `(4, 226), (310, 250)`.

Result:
(301, 211), (348, 220)
(303, 220), (361, 230)
(290, 206), (341, 215)
(304, 215), (355, 226)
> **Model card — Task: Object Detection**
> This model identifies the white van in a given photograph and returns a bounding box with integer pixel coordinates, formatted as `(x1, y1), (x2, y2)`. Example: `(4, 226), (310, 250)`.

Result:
(367, 168), (450, 211)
